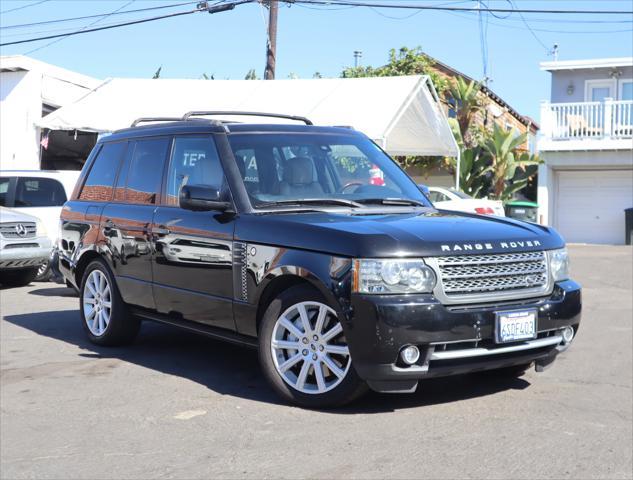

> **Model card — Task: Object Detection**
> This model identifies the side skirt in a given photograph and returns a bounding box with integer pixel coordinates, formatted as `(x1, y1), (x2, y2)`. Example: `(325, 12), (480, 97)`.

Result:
(131, 308), (259, 349)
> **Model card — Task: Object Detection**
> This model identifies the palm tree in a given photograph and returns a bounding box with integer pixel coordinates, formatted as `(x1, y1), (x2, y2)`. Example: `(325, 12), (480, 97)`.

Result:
(448, 77), (484, 147)
(484, 124), (542, 200)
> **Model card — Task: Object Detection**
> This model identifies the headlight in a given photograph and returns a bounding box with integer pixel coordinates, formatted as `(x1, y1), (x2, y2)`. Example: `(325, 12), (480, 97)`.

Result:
(549, 248), (569, 282)
(353, 259), (436, 294)
(36, 220), (47, 236)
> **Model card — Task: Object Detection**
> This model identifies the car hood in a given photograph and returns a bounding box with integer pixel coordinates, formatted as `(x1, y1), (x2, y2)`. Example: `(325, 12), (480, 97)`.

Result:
(0, 206), (39, 223)
(236, 208), (564, 258)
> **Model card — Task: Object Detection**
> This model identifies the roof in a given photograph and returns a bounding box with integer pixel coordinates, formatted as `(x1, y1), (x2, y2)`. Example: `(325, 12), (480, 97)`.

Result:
(427, 54), (538, 131)
(37, 76), (459, 157)
(0, 55), (100, 90)
(540, 57), (633, 72)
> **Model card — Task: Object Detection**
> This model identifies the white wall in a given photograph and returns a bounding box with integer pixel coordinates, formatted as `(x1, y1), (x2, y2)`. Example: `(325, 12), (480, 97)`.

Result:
(0, 70), (42, 170)
(537, 150), (633, 226)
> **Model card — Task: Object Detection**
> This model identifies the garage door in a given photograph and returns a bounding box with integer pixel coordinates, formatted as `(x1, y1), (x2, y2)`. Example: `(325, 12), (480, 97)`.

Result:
(555, 169), (633, 244)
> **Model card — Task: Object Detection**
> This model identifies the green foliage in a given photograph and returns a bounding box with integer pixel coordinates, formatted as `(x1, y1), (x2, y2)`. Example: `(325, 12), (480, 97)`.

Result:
(449, 77), (485, 148)
(341, 47), (449, 94)
(483, 124), (542, 201)
(244, 69), (258, 80)
(449, 118), (491, 197)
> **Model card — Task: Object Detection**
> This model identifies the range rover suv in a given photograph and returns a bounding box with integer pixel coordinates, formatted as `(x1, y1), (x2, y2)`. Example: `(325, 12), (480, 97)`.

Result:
(58, 112), (581, 408)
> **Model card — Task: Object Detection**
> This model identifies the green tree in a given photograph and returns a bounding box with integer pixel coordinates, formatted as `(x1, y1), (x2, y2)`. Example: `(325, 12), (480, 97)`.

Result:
(245, 69), (258, 80)
(483, 124), (542, 200)
(448, 118), (492, 197)
(449, 77), (485, 148)
(341, 46), (448, 94)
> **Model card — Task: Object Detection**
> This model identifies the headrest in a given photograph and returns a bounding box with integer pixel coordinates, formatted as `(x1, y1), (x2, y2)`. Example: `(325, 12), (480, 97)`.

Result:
(284, 156), (315, 185)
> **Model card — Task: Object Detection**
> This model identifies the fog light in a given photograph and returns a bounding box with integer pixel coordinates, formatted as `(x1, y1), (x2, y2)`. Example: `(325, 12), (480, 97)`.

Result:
(561, 326), (574, 344)
(401, 346), (420, 365)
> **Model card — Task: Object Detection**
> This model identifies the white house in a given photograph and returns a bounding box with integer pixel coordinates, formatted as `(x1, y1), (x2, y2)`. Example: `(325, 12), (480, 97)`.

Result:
(0, 56), (100, 170)
(538, 57), (633, 245)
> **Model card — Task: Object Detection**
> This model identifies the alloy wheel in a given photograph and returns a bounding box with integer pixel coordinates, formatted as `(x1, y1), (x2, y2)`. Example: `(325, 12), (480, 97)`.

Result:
(271, 301), (351, 395)
(83, 270), (112, 336)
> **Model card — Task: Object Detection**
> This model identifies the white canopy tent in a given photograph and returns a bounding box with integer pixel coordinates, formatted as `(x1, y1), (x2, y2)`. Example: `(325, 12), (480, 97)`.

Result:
(37, 75), (460, 184)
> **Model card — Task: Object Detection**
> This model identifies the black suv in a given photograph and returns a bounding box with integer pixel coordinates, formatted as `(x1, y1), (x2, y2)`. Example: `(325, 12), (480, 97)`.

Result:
(58, 112), (581, 408)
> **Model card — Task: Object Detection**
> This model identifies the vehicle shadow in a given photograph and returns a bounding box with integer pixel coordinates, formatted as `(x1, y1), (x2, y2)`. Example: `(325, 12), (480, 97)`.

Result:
(28, 286), (77, 297)
(4, 307), (531, 414)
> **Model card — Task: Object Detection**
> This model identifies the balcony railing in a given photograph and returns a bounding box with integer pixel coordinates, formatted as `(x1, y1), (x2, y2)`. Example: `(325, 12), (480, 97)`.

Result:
(541, 99), (633, 141)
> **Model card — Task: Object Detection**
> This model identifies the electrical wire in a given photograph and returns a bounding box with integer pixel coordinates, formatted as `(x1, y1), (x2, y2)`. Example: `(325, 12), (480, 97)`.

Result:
(289, 0), (633, 15)
(24, 0), (137, 55)
(0, 0), (50, 15)
(0, 1), (201, 30)
(1, 0), (254, 47)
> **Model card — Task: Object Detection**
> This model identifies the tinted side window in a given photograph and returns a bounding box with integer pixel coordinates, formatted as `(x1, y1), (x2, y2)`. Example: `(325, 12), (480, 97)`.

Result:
(166, 136), (224, 205)
(0, 177), (10, 206)
(15, 177), (67, 207)
(124, 138), (169, 205)
(80, 142), (126, 202)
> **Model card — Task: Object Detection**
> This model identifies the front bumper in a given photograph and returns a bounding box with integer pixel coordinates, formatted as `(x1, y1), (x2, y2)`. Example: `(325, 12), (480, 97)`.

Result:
(346, 280), (582, 393)
(0, 238), (52, 270)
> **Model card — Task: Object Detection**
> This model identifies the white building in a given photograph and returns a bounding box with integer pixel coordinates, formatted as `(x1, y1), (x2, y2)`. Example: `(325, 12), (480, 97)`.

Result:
(538, 57), (633, 245)
(0, 56), (100, 170)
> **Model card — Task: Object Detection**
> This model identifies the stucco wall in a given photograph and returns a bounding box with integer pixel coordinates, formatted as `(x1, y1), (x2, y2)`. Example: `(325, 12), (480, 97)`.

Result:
(550, 66), (633, 103)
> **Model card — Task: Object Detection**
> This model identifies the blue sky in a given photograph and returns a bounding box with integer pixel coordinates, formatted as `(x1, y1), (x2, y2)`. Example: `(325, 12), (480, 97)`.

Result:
(1, 0), (632, 119)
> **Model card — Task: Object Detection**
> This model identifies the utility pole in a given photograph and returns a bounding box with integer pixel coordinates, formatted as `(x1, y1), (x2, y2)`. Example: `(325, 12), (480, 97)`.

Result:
(264, 0), (278, 80)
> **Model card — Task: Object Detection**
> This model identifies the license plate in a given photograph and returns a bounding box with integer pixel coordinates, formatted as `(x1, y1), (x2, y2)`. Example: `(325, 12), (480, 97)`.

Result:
(495, 309), (537, 343)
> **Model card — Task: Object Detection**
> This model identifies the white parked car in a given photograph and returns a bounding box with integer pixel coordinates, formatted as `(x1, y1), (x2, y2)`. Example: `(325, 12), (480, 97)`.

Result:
(426, 186), (505, 216)
(0, 170), (80, 279)
(0, 207), (52, 287)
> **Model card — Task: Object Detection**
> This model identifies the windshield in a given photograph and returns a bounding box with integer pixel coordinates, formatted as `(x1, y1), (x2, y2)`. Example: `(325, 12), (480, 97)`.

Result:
(228, 133), (431, 209)
(449, 189), (472, 199)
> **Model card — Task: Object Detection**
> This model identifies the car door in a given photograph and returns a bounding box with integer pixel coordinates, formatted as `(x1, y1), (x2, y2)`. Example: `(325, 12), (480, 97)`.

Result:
(151, 135), (236, 331)
(100, 137), (171, 310)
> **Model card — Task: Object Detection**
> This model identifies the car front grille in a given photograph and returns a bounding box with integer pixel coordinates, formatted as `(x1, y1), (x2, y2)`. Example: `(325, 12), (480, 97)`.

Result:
(0, 222), (37, 239)
(428, 251), (551, 303)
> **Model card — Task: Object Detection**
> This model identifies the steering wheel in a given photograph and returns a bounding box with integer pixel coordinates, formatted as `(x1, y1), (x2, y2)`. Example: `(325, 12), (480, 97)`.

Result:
(339, 181), (364, 194)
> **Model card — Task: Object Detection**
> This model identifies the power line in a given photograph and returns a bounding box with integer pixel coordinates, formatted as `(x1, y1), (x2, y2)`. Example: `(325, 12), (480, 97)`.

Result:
(508, 0), (549, 51)
(1, 1), (252, 47)
(0, 1), (201, 30)
(23, 0), (137, 55)
(289, 0), (633, 15)
(0, 0), (50, 15)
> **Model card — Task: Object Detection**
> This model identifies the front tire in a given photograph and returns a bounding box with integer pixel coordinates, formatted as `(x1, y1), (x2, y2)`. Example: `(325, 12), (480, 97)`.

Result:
(80, 259), (140, 346)
(35, 260), (51, 281)
(258, 285), (367, 408)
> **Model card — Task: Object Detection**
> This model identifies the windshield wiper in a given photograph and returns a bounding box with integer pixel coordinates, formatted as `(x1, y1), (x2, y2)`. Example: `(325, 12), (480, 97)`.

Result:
(356, 198), (428, 207)
(256, 198), (365, 209)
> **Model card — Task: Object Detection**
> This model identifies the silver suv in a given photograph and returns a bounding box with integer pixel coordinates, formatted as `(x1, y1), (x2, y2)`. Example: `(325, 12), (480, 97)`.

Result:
(0, 207), (52, 287)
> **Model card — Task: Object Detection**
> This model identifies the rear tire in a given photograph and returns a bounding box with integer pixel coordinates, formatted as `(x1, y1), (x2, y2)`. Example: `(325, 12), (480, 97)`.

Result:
(79, 258), (140, 346)
(0, 267), (38, 287)
(258, 285), (368, 408)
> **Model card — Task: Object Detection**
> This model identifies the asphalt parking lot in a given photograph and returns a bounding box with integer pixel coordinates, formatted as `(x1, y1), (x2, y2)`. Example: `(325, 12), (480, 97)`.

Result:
(1, 245), (631, 480)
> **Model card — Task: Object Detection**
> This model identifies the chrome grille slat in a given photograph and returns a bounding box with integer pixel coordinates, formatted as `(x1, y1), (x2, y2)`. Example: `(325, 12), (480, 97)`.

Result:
(440, 260), (546, 279)
(430, 250), (551, 302)
(0, 222), (37, 239)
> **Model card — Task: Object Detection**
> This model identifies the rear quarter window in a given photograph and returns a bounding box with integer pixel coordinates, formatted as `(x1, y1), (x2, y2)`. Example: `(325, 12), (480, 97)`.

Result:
(80, 142), (127, 202)
(15, 177), (67, 207)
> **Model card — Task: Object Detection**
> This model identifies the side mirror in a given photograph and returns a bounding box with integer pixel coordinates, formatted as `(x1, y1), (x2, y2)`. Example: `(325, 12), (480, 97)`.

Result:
(179, 184), (231, 212)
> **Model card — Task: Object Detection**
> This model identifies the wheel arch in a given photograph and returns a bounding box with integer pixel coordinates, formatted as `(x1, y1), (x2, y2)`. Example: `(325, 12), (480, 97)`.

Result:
(254, 267), (343, 334)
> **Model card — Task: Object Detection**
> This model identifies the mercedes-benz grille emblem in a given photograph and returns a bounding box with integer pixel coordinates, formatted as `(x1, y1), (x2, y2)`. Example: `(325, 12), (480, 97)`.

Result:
(15, 224), (27, 237)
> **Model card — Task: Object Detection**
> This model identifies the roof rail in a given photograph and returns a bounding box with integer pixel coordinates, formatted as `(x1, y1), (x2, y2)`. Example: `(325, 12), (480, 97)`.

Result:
(182, 111), (313, 125)
(130, 117), (182, 127)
